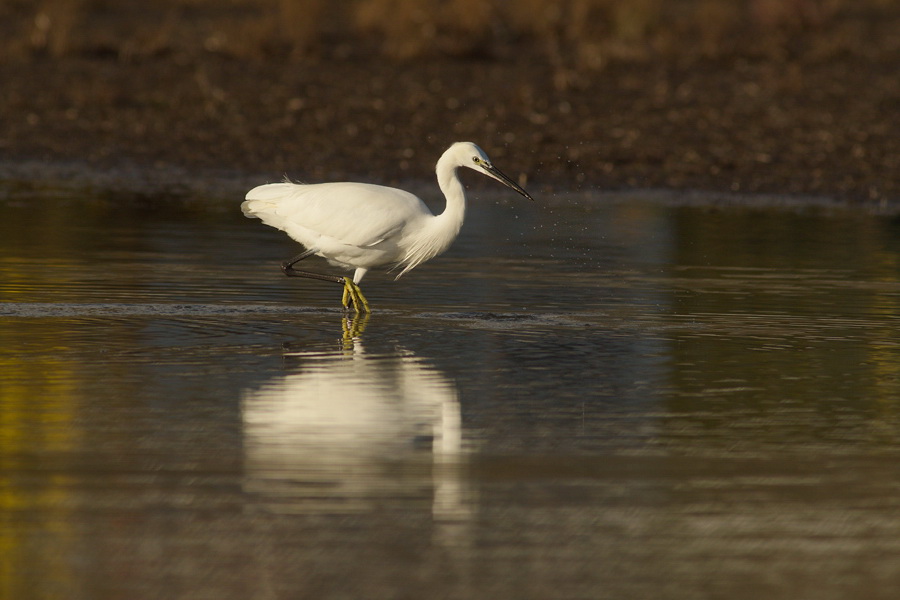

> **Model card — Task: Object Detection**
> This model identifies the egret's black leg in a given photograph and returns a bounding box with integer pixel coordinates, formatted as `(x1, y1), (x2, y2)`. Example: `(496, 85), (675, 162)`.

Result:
(281, 252), (344, 283)
(279, 252), (370, 313)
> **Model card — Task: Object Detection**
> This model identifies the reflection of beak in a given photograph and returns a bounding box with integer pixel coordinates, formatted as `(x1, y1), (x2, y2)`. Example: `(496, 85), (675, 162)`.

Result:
(483, 163), (534, 201)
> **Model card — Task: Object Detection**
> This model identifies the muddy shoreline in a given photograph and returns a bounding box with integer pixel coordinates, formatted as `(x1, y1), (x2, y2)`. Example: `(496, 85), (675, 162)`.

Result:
(2, 8), (898, 203)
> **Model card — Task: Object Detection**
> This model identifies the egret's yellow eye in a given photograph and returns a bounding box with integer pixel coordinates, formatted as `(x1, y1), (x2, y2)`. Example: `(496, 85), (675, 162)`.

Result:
(472, 157), (481, 164)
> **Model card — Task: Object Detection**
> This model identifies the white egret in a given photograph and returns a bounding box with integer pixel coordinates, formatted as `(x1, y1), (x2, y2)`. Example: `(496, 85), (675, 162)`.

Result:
(241, 141), (533, 312)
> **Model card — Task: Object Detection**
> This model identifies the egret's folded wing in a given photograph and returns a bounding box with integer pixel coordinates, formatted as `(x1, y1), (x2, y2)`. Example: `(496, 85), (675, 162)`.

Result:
(242, 182), (426, 248)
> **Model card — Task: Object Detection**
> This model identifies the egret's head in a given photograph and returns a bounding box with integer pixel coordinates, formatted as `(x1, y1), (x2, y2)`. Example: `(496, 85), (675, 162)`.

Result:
(447, 141), (534, 201)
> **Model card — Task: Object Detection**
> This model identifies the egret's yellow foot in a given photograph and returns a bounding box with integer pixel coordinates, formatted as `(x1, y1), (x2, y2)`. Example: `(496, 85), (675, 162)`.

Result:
(341, 282), (350, 309)
(341, 277), (370, 313)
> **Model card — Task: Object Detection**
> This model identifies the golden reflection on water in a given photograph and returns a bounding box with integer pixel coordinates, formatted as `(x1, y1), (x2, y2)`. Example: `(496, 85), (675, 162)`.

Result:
(0, 335), (81, 597)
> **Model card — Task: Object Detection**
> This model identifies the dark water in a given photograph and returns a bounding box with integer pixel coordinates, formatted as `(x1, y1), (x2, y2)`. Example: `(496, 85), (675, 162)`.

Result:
(2, 181), (900, 599)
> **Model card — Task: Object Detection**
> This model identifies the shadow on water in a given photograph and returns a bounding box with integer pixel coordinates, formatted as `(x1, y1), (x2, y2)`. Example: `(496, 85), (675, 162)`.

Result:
(3, 183), (900, 598)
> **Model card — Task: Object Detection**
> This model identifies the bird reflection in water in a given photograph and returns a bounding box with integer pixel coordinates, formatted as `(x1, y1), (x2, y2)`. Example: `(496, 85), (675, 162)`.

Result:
(241, 316), (470, 526)
(339, 312), (369, 352)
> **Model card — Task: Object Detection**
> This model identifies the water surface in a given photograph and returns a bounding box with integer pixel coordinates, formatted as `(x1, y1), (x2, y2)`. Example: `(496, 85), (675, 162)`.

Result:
(2, 182), (900, 599)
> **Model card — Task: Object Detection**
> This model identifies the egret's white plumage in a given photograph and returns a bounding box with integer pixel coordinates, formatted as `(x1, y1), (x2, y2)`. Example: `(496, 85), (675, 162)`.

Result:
(242, 141), (533, 311)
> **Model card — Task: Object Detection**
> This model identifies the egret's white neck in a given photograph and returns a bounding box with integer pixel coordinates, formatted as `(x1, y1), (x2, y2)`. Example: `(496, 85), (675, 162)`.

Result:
(396, 160), (468, 278)
(435, 158), (467, 238)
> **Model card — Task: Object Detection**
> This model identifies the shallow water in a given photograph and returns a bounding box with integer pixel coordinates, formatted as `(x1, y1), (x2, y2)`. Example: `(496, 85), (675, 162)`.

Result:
(2, 182), (900, 599)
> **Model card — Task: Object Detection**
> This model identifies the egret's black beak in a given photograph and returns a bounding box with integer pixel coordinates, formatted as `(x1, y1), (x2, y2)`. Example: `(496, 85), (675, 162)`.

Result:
(484, 163), (534, 201)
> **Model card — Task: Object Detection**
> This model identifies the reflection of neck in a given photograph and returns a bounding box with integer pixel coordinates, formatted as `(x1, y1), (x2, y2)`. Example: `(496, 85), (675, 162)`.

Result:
(436, 390), (462, 456)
